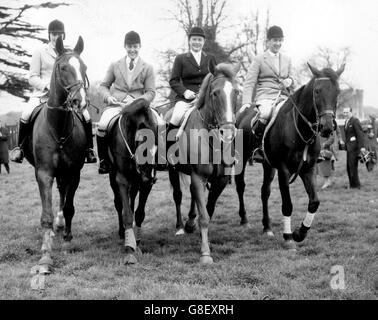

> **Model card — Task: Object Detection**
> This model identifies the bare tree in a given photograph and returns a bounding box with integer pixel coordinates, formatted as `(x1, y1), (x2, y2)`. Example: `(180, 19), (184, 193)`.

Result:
(157, 0), (269, 110)
(293, 46), (353, 88)
(0, 2), (69, 100)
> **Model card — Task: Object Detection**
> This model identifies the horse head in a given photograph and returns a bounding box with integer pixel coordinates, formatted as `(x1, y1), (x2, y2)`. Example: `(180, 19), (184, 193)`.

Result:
(198, 63), (240, 143)
(307, 62), (345, 138)
(49, 36), (88, 112)
(121, 98), (157, 184)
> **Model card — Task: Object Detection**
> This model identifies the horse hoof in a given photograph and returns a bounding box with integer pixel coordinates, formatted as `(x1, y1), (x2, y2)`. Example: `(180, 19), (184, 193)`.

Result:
(38, 255), (53, 266)
(240, 216), (248, 225)
(184, 223), (196, 234)
(263, 230), (275, 238)
(62, 241), (74, 253)
(175, 228), (185, 236)
(124, 253), (137, 265)
(135, 246), (143, 257)
(38, 264), (53, 275)
(283, 240), (297, 252)
(293, 227), (308, 242)
(200, 255), (213, 265)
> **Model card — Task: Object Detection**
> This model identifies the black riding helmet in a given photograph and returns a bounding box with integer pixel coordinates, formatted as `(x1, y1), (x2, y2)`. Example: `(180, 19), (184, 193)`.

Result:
(48, 19), (65, 40)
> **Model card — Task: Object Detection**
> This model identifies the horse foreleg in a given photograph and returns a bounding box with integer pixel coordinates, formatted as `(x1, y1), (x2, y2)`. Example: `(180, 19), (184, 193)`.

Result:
(261, 162), (276, 237)
(117, 176), (137, 264)
(207, 175), (229, 219)
(62, 172), (80, 244)
(134, 180), (153, 248)
(169, 168), (184, 235)
(235, 160), (248, 226)
(36, 169), (55, 274)
(294, 167), (319, 242)
(55, 177), (65, 231)
(109, 171), (124, 239)
(184, 183), (197, 234)
(277, 167), (296, 251)
(191, 172), (213, 264)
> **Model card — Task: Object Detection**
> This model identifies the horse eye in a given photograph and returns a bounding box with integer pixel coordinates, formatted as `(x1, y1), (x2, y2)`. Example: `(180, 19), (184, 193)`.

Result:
(315, 88), (321, 94)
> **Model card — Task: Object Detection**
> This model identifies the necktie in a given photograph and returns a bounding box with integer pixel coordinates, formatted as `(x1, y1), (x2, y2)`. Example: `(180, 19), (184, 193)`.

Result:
(129, 58), (134, 70)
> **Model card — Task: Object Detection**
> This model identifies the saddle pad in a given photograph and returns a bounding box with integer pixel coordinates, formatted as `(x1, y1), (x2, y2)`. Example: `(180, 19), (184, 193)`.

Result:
(107, 114), (122, 134)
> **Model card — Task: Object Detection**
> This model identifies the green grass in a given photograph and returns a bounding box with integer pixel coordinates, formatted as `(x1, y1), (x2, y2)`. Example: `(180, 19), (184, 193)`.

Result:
(0, 152), (377, 300)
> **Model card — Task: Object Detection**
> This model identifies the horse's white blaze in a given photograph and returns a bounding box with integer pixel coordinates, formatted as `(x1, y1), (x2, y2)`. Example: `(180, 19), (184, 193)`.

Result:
(69, 56), (86, 107)
(283, 216), (292, 234)
(223, 81), (233, 123)
(303, 212), (315, 228)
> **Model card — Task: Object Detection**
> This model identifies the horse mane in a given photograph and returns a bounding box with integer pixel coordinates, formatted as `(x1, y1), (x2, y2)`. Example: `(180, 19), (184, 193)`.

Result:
(196, 63), (236, 109)
(120, 98), (150, 117)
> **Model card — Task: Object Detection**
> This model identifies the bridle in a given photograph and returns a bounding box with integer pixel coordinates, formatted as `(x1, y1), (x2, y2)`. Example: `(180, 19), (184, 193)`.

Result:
(53, 53), (89, 111)
(46, 52), (89, 150)
(197, 74), (238, 142)
(291, 77), (336, 144)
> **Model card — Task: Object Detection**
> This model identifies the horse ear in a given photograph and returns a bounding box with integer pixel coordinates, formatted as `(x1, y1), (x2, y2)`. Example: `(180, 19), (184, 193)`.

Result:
(55, 36), (65, 56)
(307, 62), (320, 77)
(336, 63), (346, 78)
(74, 36), (84, 55)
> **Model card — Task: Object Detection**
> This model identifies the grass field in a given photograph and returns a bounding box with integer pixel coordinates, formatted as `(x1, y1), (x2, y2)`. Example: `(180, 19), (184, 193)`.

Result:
(0, 151), (377, 300)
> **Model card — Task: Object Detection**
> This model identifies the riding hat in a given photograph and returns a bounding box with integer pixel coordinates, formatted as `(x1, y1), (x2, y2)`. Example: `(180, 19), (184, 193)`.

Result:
(188, 26), (206, 39)
(267, 25), (284, 39)
(48, 19), (65, 34)
(124, 31), (141, 46)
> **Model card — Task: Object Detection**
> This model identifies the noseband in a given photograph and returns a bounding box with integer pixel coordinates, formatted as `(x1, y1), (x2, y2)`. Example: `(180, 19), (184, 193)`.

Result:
(53, 53), (89, 110)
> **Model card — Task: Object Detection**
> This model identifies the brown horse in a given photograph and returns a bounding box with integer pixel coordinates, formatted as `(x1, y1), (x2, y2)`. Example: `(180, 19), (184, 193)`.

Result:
(168, 63), (240, 264)
(235, 63), (345, 250)
(107, 98), (158, 264)
(23, 36), (88, 273)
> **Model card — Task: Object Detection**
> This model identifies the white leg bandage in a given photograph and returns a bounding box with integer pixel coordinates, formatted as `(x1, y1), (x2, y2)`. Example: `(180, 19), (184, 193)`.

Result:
(303, 212), (315, 228)
(283, 216), (292, 234)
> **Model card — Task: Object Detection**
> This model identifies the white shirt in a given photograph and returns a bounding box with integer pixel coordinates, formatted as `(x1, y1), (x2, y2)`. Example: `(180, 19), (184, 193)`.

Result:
(125, 56), (139, 88)
(190, 50), (202, 66)
(268, 50), (280, 73)
(126, 55), (139, 71)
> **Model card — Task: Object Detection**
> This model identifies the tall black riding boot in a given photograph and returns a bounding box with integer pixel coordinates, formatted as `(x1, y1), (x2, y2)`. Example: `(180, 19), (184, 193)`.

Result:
(251, 120), (267, 163)
(97, 135), (110, 174)
(166, 122), (180, 165)
(10, 120), (30, 163)
(84, 120), (97, 163)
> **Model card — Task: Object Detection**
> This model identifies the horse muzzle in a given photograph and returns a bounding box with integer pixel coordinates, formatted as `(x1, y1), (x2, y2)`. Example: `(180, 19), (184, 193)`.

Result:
(219, 123), (236, 143)
(318, 111), (334, 138)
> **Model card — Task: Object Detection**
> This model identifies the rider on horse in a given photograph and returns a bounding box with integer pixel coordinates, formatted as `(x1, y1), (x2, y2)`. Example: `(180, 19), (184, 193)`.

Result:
(10, 19), (97, 164)
(96, 31), (157, 174)
(240, 25), (295, 162)
(166, 26), (217, 148)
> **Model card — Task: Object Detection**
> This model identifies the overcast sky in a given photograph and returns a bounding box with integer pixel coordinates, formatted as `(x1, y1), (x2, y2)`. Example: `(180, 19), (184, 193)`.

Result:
(1, 0), (378, 114)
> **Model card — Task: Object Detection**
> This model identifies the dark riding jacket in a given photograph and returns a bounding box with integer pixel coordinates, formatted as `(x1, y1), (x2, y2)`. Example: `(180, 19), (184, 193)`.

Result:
(169, 51), (217, 103)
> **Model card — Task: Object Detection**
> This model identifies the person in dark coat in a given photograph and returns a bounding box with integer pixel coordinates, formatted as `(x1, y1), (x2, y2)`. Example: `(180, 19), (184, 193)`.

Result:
(317, 125), (344, 189)
(0, 120), (10, 174)
(167, 26), (217, 134)
(341, 107), (367, 189)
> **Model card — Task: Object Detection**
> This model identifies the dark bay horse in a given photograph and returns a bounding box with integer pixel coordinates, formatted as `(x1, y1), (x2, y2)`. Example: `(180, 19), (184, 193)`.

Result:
(107, 98), (158, 264)
(23, 36), (89, 273)
(168, 63), (240, 264)
(235, 63), (345, 250)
